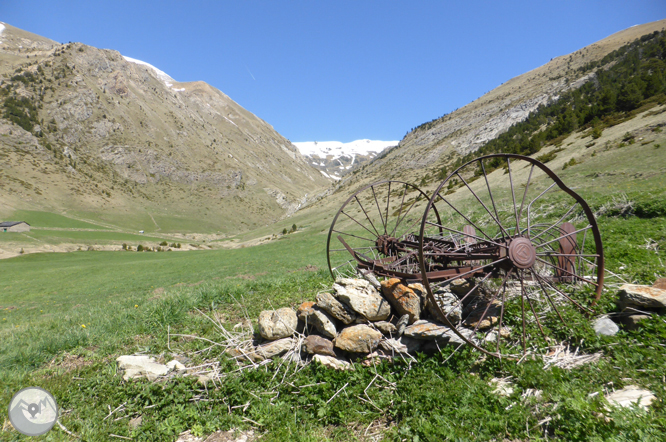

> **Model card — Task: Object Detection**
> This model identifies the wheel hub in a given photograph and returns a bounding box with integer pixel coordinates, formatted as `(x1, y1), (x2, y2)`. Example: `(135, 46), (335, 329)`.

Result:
(376, 235), (398, 256)
(508, 237), (537, 269)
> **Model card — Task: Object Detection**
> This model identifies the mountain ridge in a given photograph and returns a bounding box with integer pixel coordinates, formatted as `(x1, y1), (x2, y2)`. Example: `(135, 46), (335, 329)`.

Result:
(0, 22), (330, 233)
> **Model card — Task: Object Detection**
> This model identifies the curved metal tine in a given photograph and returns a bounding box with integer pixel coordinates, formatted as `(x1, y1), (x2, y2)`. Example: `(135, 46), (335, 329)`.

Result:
(332, 230), (376, 243)
(329, 247), (377, 252)
(331, 259), (355, 272)
(393, 191), (424, 238)
(577, 229), (588, 278)
(495, 269), (514, 354)
(506, 158), (520, 234)
(440, 272), (494, 318)
(531, 270), (594, 314)
(385, 182), (392, 235)
(521, 272), (547, 339)
(535, 225), (592, 250)
(455, 172), (511, 239)
(534, 257), (599, 287)
(435, 256), (510, 284)
(480, 159), (506, 237)
(390, 183), (410, 237)
(341, 210), (381, 239)
(354, 195), (381, 237)
(370, 185), (387, 235)
(530, 268), (567, 323)
(471, 270), (512, 335)
(527, 182), (558, 238)
(530, 202), (579, 241)
(536, 253), (600, 258)
(516, 164), (535, 234)
(520, 280), (527, 355)
(425, 220), (506, 249)
(434, 192), (501, 244)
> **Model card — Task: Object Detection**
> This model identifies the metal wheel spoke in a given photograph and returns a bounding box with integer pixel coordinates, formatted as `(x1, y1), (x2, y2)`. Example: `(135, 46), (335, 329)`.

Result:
(456, 172), (511, 238)
(332, 230), (375, 243)
(425, 221), (506, 248)
(354, 196), (381, 237)
(371, 186), (387, 235)
(434, 193), (500, 243)
(530, 203), (579, 241)
(390, 183), (409, 237)
(507, 158), (520, 234)
(516, 164), (535, 230)
(521, 272), (547, 338)
(341, 210), (380, 239)
(530, 268), (567, 323)
(532, 271), (594, 314)
(533, 257), (599, 287)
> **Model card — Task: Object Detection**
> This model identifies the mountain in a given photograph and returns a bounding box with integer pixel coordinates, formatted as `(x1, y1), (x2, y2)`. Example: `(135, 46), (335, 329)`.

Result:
(293, 139), (398, 180)
(0, 22), (330, 234)
(332, 18), (666, 194)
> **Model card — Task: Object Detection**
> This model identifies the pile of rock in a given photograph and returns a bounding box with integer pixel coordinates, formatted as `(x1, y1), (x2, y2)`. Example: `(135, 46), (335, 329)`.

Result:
(232, 277), (481, 369)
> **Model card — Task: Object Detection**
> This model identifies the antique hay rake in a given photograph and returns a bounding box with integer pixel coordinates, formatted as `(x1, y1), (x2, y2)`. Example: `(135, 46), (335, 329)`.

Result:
(326, 154), (604, 359)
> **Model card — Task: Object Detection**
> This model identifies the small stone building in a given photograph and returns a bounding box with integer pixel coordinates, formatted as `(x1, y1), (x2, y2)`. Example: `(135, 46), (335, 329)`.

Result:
(0, 221), (30, 232)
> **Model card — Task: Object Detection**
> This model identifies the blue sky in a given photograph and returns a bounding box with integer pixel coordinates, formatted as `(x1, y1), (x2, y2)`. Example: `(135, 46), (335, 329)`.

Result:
(2, 1), (665, 142)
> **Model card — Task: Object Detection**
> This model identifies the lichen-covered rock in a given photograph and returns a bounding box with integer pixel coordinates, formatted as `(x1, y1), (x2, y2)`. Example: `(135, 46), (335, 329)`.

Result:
(427, 290), (462, 324)
(593, 317), (619, 336)
(316, 292), (356, 324)
(225, 346), (265, 363)
(334, 324), (383, 353)
(334, 278), (391, 321)
(379, 338), (409, 354)
(313, 354), (352, 371)
(258, 307), (298, 340)
(255, 337), (295, 359)
(605, 385), (656, 410)
(396, 314), (410, 336)
(117, 355), (170, 381)
(302, 335), (336, 357)
(618, 284), (666, 309)
(374, 321), (397, 335)
(296, 301), (316, 320)
(381, 278), (421, 323)
(403, 320), (451, 340)
(309, 307), (338, 338)
(449, 278), (473, 296)
(463, 299), (501, 330)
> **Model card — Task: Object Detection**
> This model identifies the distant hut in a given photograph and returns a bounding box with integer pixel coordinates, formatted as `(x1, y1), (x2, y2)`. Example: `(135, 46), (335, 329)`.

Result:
(0, 221), (30, 232)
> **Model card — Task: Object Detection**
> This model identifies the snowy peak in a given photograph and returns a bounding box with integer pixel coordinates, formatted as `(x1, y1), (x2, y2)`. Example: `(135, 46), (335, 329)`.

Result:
(294, 139), (398, 180)
(122, 55), (185, 91)
(294, 139), (398, 158)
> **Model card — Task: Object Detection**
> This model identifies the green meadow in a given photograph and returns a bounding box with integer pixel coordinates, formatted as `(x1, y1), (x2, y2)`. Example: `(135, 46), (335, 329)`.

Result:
(1, 123), (666, 440)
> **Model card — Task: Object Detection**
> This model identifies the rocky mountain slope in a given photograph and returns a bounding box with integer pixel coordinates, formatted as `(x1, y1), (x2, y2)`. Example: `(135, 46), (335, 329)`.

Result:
(0, 22), (330, 233)
(294, 139), (398, 180)
(332, 18), (666, 195)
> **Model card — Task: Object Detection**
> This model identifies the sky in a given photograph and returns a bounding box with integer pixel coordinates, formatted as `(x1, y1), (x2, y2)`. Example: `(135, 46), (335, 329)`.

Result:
(2, 1), (665, 143)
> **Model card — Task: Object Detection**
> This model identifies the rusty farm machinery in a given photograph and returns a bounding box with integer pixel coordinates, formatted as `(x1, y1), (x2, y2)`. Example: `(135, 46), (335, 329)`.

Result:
(326, 154), (604, 358)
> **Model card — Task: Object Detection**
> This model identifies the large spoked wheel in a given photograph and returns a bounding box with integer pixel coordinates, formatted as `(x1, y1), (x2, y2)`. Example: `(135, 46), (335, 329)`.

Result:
(327, 180), (440, 280)
(418, 154), (604, 359)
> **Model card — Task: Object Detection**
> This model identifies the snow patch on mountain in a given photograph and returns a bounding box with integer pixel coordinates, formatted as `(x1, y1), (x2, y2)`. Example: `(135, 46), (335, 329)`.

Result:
(123, 55), (183, 91)
(294, 139), (398, 180)
(294, 139), (398, 159)
(0, 23), (6, 37)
